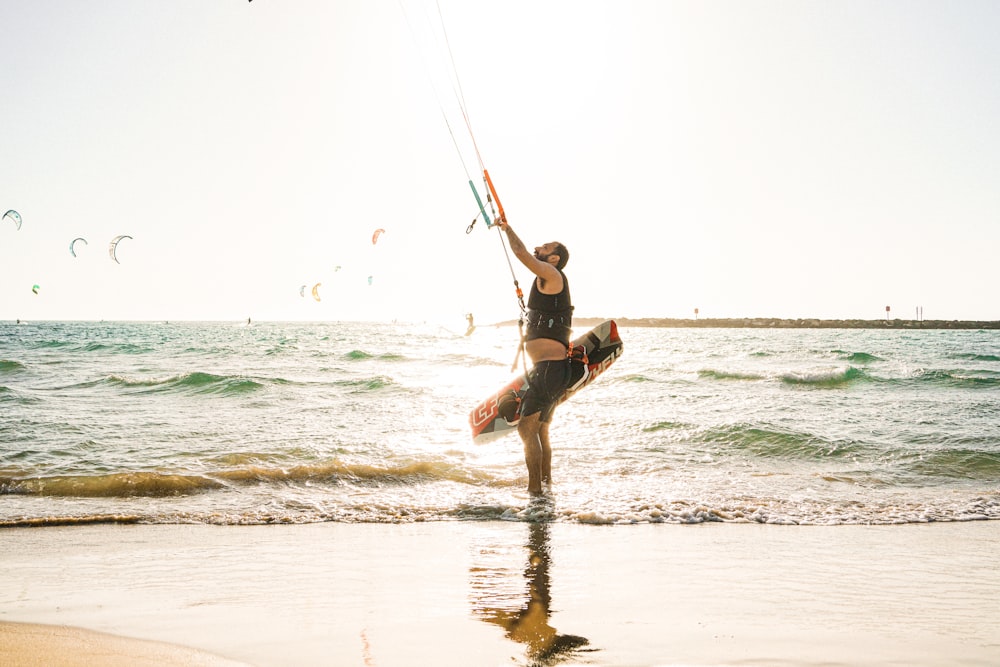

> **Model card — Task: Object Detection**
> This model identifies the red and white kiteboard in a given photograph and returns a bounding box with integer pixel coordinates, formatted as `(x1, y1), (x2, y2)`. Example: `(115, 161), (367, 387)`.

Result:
(468, 320), (623, 444)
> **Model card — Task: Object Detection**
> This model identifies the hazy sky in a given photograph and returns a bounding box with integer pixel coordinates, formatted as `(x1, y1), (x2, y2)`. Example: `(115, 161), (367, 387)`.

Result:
(1, 0), (998, 324)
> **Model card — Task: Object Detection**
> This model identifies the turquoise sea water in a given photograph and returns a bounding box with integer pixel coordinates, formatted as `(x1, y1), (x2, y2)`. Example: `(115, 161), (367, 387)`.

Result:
(2, 320), (998, 526)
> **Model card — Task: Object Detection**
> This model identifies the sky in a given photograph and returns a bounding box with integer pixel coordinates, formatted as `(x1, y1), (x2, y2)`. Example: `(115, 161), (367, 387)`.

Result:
(1, 0), (998, 324)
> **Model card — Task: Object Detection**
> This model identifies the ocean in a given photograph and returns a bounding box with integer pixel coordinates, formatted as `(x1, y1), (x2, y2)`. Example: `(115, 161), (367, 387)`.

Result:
(2, 320), (998, 527)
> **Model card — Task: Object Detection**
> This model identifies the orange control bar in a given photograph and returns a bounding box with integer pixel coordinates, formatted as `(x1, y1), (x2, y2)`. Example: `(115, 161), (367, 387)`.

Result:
(483, 169), (506, 224)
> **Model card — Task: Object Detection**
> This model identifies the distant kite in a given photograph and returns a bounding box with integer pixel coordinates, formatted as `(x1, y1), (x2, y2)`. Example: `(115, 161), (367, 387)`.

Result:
(3, 210), (21, 230)
(108, 235), (132, 263)
(367, 275), (373, 286)
(311, 283), (322, 302)
(31, 284), (40, 295)
(371, 228), (385, 245)
(69, 237), (88, 257)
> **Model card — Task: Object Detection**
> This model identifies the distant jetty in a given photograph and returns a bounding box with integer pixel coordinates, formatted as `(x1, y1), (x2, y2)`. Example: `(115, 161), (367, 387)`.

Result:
(567, 317), (1000, 330)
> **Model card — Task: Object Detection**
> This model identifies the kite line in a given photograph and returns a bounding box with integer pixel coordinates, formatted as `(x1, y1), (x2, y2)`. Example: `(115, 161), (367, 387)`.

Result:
(398, 0), (528, 366)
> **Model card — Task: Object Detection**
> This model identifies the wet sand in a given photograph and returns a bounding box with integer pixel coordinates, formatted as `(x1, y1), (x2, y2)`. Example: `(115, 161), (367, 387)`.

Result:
(2, 521), (999, 666)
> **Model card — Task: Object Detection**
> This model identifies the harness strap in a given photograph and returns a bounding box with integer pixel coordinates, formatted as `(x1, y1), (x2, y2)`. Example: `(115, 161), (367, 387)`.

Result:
(568, 343), (588, 365)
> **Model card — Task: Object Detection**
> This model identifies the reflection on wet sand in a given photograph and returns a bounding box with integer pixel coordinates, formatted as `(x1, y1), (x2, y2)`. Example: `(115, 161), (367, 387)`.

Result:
(470, 521), (591, 665)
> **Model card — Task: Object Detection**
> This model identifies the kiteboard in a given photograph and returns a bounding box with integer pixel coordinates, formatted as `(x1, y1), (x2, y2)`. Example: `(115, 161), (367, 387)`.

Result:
(469, 319), (623, 444)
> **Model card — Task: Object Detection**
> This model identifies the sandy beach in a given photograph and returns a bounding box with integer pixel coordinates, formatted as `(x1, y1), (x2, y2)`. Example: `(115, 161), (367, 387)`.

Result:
(2, 521), (998, 666)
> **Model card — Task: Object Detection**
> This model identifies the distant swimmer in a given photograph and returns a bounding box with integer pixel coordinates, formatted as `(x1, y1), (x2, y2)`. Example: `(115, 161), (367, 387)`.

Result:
(465, 313), (476, 336)
(496, 219), (573, 496)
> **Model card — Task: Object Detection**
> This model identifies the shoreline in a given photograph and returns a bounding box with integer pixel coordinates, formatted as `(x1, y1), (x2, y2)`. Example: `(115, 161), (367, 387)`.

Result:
(570, 317), (1000, 329)
(6, 317), (1000, 329)
(3, 521), (999, 666)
